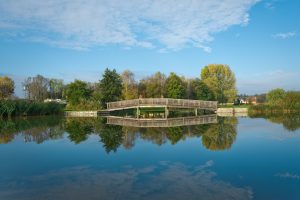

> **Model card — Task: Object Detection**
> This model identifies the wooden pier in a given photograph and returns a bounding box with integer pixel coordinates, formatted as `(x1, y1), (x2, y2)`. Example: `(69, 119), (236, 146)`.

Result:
(106, 98), (217, 117)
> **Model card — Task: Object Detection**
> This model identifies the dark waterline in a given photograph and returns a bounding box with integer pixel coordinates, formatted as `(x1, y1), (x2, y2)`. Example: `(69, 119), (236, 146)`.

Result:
(0, 116), (300, 200)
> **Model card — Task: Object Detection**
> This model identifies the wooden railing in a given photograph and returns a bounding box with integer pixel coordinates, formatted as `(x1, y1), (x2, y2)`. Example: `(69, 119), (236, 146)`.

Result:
(107, 98), (217, 110)
(106, 114), (217, 127)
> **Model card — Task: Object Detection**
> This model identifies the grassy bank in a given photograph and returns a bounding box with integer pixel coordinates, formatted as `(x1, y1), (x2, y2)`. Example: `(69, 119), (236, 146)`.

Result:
(248, 104), (300, 115)
(0, 100), (65, 118)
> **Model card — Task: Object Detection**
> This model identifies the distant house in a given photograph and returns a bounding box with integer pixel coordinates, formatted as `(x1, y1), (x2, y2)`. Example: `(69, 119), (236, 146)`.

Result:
(234, 97), (257, 105)
(248, 96), (257, 104)
(240, 98), (248, 104)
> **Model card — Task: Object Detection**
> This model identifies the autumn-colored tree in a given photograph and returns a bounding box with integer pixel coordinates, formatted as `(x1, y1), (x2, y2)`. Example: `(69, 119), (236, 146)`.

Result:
(201, 64), (237, 104)
(0, 76), (15, 99)
(23, 75), (49, 101)
(139, 72), (166, 98)
(121, 70), (138, 100)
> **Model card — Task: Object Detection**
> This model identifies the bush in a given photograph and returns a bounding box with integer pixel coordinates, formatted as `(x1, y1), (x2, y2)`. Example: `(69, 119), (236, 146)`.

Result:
(0, 100), (65, 117)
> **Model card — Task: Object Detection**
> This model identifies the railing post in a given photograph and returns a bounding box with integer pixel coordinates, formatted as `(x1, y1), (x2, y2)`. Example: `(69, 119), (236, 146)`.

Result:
(165, 106), (169, 118)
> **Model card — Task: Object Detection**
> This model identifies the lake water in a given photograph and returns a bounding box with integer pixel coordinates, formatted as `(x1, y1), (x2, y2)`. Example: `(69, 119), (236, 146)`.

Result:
(0, 115), (300, 200)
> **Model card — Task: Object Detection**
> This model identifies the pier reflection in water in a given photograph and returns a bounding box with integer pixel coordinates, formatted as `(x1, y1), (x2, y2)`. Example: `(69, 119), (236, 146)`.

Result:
(106, 114), (217, 127)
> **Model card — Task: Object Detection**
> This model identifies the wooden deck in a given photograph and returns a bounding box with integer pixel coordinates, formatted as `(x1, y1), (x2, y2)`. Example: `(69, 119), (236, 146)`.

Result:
(106, 114), (217, 127)
(106, 98), (217, 111)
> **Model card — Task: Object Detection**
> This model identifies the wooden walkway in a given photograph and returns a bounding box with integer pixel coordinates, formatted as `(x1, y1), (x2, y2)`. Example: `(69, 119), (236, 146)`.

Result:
(106, 98), (217, 111)
(106, 114), (217, 127)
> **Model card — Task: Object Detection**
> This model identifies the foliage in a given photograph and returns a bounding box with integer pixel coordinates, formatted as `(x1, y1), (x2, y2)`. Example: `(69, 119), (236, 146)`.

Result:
(121, 70), (138, 100)
(98, 68), (123, 108)
(99, 124), (124, 153)
(0, 116), (64, 143)
(201, 64), (237, 104)
(192, 78), (214, 100)
(282, 91), (300, 111)
(64, 80), (92, 106)
(23, 75), (50, 101)
(166, 127), (184, 144)
(139, 72), (166, 98)
(66, 99), (101, 111)
(165, 72), (186, 98)
(266, 88), (286, 107)
(0, 76), (15, 99)
(49, 79), (64, 99)
(0, 100), (64, 118)
(65, 118), (93, 144)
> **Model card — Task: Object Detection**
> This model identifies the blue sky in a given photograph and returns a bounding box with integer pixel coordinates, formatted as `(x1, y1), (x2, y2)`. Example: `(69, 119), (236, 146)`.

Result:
(0, 0), (299, 97)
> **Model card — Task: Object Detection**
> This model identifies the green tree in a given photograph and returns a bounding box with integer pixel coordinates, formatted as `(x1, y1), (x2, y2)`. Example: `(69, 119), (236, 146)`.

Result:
(165, 72), (185, 99)
(23, 75), (49, 101)
(64, 80), (92, 106)
(282, 91), (300, 111)
(121, 70), (138, 100)
(266, 88), (286, 107)
(193, 78), (214, 100)
(0, 76), (15, 99)
(201, 64), (237, 104)
(139, 72), (166, 98)
(98, 68), (123, 107)
(49, 79), (64, 99)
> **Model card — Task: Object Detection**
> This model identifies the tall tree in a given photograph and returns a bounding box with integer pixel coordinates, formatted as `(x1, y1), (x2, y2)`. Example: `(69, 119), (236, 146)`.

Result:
(139, 72), (166, 98)
(165, 72), (185, 99)
(0, 76), (15, 99)
(201, 64), (237, 104)
(193, 78), (215, 100)
(64, 80), (92, 105)
(49, 79), (64, 99)
(121, 70), (138, 100)
(99, 68), (123, 107)
(23, 75), (49, 101)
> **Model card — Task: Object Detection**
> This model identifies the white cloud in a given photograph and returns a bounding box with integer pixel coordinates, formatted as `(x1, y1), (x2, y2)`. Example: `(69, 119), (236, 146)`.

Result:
(0, 162), (253, 200)
(275, 172), (300, 180)
(272, 32), (297, 39)
(0, 0), (259, 51)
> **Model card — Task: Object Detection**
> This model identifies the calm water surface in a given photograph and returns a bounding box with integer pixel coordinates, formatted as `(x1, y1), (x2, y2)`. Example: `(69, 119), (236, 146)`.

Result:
(0, 115), (300, 200)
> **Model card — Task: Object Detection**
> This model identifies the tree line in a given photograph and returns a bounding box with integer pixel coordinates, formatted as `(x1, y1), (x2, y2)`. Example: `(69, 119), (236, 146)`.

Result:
(249, 88), (300, 114)
(1, 64), (237, 110)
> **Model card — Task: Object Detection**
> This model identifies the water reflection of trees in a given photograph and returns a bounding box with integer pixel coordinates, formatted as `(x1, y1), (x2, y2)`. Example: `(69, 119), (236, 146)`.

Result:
(1, 116), (239, 152)
(202, 117), (237, 150)
(0, 116), (64, 144)
(65, 118), (94, 144)
(249, 113), (300, 131)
